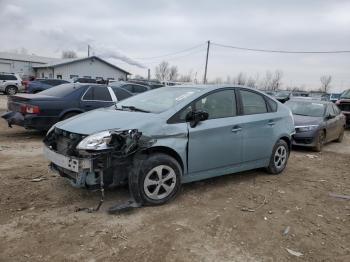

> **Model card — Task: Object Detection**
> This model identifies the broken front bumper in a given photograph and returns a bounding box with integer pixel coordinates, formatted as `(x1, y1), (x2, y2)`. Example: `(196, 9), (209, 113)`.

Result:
(43, 145), (92, 173)
(1, 111), (24, 127)
(43, 145), (99, 188)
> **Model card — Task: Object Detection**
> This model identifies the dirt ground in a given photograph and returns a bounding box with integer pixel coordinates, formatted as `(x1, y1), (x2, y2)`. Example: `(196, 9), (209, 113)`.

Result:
(0, 95), (349, 262)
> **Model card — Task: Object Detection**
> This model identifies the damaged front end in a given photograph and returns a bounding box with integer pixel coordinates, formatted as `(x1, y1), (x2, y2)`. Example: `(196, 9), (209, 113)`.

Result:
(43, 127), (154, 189)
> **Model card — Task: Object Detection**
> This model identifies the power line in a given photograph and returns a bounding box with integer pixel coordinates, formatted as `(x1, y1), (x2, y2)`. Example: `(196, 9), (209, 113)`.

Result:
(141, 47), (206, 66)
(212, 42), (350, 54)
(134, 43), (206, 60)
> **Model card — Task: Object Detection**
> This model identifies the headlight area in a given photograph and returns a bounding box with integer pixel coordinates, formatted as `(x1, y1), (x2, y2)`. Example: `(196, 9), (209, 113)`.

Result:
(295, 125), (318, 133)
(44, 127), (155, 190)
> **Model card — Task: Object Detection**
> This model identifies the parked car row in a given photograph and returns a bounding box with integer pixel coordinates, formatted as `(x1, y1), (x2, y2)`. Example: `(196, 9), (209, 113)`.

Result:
(1, 82), (347, 210)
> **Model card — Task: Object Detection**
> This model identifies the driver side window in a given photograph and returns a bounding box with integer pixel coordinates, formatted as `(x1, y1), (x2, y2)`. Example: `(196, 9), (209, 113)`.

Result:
(180, 89), (236, 120)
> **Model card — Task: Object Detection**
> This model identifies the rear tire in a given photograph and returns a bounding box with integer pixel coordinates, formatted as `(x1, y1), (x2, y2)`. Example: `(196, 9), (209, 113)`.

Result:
(129, 153), (182, 206)
(335, 127), (344, 143)
(266, 139), (289, 175)
(313, 130), (325, 152)
(5, 86), (18, 95)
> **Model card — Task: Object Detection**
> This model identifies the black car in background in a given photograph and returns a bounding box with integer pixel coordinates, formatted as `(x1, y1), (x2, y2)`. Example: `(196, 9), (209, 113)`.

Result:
(274, 91), (291, 103)
(27, 79), (69, 93)
(285, 99), (346, 151)
(2, 83), (133, 131)
(109, 81), (151, 95)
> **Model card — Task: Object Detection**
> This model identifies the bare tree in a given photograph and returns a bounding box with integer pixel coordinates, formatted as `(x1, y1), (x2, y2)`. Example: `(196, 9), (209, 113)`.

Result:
(178, 71), (193, 82)
(270, 70), (283, 91)
(62, 50), (77, 59)
(231, 72), (246, 85)
(261, 71), (273, 90)
(320, 75), (332, 93)
(246, 77), (256, 88)
(168, 66), (178, 81)
(155, 61), (170, 81)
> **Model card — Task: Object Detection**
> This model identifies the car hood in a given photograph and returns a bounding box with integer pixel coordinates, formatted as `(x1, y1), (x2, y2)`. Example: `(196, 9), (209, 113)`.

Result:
(293, 114), (323, 126)
(55, 107), (160, 135)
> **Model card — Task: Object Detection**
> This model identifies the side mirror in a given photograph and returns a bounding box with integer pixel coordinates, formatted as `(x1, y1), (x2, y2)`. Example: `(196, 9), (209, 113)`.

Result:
(186, 110), (209, 128)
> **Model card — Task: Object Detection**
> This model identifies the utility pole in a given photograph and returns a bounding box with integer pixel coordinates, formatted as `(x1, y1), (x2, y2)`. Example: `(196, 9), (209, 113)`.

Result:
(147, 69), (151, 81)
(203, 40), (210, 84)
(88, 45), (90, 57)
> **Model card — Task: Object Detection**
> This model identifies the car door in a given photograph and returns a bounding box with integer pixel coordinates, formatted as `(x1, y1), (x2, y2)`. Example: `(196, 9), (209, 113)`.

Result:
(187, 89), (242, 175)
(324, 104), (338, 141)
(238, 89), (276, 164)
(80, 85), (114, 111)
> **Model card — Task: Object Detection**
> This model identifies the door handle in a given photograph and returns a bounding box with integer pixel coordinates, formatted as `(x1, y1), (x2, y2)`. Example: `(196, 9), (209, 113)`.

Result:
(232, 126), (242, 133)
(268, 121), (275, 126)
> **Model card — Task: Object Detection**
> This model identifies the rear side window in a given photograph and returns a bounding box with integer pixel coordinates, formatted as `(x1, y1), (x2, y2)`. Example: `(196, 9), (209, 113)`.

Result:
(111, 87), (132, 101)
(83, 86), (112, 101)
(0, 74), (17, 80)
(240, 90), (268, 115)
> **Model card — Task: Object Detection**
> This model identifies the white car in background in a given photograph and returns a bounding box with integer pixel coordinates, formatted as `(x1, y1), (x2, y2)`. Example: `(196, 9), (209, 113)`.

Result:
(0, 73), (24, 95)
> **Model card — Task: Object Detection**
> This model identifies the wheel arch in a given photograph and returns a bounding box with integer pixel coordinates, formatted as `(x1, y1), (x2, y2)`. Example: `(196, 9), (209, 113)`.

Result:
(59, 109), (84, 120)
(278, 135), (291, 151)
(141, 146), (184, 174)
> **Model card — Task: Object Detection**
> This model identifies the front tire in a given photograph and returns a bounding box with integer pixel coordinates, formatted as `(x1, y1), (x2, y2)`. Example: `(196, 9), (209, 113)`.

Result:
(313, 130), (325, 152)
(266, 139), (289, 174)
(335, 127), (344, 143)
(130, 153), (182, 205)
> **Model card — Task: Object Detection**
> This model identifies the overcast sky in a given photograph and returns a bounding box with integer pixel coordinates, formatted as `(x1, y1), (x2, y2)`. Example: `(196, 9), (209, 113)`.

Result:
(1, 0), (350, 91)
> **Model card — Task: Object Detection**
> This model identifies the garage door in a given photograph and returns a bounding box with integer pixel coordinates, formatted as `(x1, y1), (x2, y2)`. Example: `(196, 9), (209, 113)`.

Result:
(0, 62), (11, 73)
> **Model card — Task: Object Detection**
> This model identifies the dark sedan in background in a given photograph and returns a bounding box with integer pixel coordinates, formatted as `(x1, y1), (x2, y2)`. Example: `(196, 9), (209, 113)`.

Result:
(27, 79), (69, 93)
(2, 83), (133, 131)
(285, 99), (345, 151)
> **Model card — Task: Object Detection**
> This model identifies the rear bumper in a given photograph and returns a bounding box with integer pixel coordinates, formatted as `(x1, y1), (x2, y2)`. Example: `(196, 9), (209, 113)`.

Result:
(1, 111), (58, 131)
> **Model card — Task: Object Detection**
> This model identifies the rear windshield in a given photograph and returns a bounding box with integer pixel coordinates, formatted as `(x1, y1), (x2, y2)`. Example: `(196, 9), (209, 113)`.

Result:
(39, 83), (81, 97)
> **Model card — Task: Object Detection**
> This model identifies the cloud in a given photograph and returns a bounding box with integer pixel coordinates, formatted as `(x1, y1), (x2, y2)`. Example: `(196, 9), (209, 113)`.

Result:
(0, 0), (349, 90)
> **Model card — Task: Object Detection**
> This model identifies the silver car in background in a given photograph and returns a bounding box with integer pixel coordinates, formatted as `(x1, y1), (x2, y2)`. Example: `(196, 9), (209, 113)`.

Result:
(43, 85), (295, 207)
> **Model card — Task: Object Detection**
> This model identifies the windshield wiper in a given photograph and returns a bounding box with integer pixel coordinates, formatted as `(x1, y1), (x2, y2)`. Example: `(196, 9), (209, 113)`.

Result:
(114, 104), (124, 111)
(121, 105), (150, 113)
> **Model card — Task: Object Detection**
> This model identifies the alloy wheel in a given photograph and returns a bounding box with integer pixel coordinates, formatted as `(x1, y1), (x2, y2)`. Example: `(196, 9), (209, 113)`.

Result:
(274, 145), (287, 169)
(143, 165), (177, 200)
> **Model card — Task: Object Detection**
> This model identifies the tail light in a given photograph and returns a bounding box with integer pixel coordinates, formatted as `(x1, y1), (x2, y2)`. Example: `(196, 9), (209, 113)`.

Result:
(21, 80), (29, 90)
(20, 104), (40, 114)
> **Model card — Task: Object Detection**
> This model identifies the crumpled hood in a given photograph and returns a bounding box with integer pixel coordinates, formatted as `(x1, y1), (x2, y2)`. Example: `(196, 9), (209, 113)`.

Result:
(293, 114), (323, 126)
(55, 107), (160, 135)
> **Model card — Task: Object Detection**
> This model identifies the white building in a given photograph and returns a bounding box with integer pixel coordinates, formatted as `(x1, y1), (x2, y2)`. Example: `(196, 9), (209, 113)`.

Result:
(0, 52), (59, 77)
(33, 56), (130, 81)
(0, 52), (130, 81)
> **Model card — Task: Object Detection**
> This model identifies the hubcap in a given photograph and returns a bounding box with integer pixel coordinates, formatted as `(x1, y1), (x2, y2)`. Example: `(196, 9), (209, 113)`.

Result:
(274, 145), (287, 169)
(143, 165), (176, 200)
(8, 87), (16, 95)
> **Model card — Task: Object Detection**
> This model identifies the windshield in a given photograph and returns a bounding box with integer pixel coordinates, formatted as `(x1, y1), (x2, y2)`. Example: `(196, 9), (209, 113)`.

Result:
(116, 87), (200, 113)
(285, 101), (326, 117)
(340, 90), (350, 99)
(39, 83), (80, 97)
